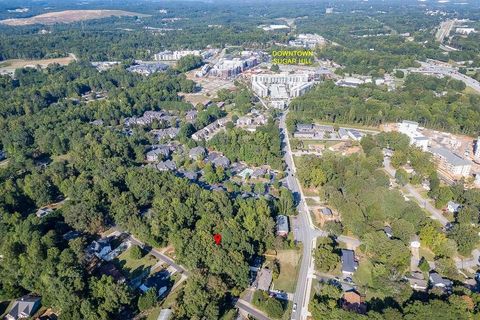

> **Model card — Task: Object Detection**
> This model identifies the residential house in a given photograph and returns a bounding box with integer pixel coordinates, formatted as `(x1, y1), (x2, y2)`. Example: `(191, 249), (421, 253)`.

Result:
(5, 296), (41, 320)
(63, 230), (81, 241)
(447, 201), (461, 213)
(36, 207), (53, 218)
(341, 249), (358, 276)
(86, 238), (112, 261)
(152, 127), (180, 140)
(256, 268), (273, 291)
(341, 290), (366, 314)
(429, 272), (453, 291)
(146, 146), (171, 162)
(178, 169), (198, 181)
(384, 226), (393, 238)
(189, 146), (207, 160)
(251, 168), (267, 179)
(155, 160), (177, 171)
(276, 215), (289, 237)
(237, 116), (253, 126)
(139, 270), (170, 297)
(406, 272), (428, 291)
(185, 110), (198, 122)
(208, 153), (231, 168)
(320, 207), (333, 216)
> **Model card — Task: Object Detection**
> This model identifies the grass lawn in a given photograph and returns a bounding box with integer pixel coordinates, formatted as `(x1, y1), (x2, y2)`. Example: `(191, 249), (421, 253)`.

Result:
(306, 198), (320, 206)
(115, 246), (158, 279)
(419, 247), (435, 261)
(354, 259), (373, 289)
(271, 249), (302, 293)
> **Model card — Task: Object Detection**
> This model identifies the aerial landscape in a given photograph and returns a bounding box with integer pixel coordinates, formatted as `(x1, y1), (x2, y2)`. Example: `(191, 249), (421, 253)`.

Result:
(2, 0), (480, 319)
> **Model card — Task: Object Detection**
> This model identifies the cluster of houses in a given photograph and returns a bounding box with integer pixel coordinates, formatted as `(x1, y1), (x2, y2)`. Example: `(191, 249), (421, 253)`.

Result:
(236, 112), (268, 132)
(125, 111), (177, 127)
(191, 116), (230, 141)
(294, 123), (364, 142)
(126, 62), (169, 76)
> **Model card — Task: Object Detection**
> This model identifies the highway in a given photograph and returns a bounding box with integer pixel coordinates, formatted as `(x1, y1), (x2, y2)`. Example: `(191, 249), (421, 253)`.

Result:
(383, 157), (448, 226)
(435, 19), (455, 43)
(405, 61), (480, 94)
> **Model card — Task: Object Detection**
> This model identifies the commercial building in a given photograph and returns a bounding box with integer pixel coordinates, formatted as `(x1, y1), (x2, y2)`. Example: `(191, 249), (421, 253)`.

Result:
(456, 27), (476, 35)
(430, 146), (472, 177)
(251, 73), (314, 108)
(288, 33), (326, 48)
(154, 50), (201, 61)
(398, 120), (429, 151)
(210, 54), (260, 79)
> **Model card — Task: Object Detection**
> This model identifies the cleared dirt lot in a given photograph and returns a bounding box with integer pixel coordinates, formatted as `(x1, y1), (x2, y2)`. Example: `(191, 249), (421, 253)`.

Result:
(0, 55), (76, 75)
(0, 10), (149, 26)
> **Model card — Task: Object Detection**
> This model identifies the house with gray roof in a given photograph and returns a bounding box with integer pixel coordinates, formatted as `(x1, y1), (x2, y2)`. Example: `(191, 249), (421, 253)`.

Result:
(189, 146), (206, 160)
(447, 200), (461, 213)
(341, 249), (358, 276)
(276, 215), (289, 237)
(256, 268), (273, 291)
(5, 296), (41, 320)
(320, 207), (333, 216)
(209, 153), (230, 168)
(429, 272), (453, 290)
(155, 160), (177, 171)
(146, 146), (171, 162)
(185, 110), (198, 122)
(251, 168), (267, 179)
(36, 207), (53, 218)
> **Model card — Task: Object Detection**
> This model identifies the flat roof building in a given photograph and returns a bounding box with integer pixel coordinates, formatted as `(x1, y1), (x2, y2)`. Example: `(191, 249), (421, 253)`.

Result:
(430, 147), (471, 177)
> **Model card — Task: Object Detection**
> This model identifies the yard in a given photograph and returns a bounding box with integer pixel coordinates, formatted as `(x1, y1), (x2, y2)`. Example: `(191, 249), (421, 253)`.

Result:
(114, 246), (159, 279)
(271, 249), (302, 293)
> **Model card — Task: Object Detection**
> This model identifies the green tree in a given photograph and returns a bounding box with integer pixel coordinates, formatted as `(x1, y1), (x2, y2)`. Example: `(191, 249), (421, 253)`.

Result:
(130, 246), (143, 259)
(138, 288), (157, 311)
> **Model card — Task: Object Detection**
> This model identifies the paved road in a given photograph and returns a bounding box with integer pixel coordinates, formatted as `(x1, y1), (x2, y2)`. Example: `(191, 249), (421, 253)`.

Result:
(404, 61), (480, 94)
(383, 157), (448, 226)
(127, 234), (189, 275)
(435, 19), (455, 43)
(236, 299), (270, 320)
(279, 111), (318, 320)
(455, 249), (480, 270)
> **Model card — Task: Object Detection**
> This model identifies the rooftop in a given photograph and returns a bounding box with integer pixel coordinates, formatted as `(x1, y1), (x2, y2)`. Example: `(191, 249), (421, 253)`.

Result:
(430, 147), (471, 166)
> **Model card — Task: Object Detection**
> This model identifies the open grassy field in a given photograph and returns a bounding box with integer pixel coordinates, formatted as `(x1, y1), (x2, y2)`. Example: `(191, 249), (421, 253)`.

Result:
(272, 249), (302, 293)
(0, 10), (149, 26)
(115, 246), (158, 279)
(0, 55), (76, 75)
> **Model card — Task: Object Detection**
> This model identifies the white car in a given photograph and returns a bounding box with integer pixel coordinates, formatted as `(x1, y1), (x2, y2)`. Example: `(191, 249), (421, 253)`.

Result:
(292, 303), (297, 312)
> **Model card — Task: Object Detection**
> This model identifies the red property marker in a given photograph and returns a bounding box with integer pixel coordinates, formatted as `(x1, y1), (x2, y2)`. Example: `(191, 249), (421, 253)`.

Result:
(213, 233), (222, 245)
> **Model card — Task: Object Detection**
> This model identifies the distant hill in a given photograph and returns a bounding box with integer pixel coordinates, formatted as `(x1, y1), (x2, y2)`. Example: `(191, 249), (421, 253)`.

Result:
(0, 9), (150, 26)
